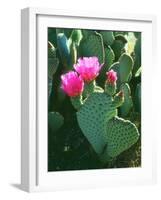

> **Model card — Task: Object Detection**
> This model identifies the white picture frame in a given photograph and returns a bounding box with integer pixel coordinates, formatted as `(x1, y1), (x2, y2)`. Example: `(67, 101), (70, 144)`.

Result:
(21, 7), (157, 192)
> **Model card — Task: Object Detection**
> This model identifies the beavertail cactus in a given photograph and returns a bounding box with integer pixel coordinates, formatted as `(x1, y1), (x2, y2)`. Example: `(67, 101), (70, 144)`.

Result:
(60, 57), (140, 163)
(48, 28), (141, 171)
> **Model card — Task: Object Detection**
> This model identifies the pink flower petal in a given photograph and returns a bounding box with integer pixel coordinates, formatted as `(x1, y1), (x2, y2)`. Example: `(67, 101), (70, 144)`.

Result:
(74, 57), (103, 82)
(61, 71), (84, 97)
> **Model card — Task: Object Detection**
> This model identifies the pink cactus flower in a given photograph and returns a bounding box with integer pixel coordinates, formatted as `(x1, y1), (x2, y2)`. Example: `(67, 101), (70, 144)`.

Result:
(106, 69), (117, 84)
(61, 71), (84, 97)
(74, 57), (103, 83)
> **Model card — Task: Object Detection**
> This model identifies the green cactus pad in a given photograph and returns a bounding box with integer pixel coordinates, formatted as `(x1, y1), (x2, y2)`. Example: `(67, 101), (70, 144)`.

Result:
(83, 82), (104, 98)
(79, 32), (105, 64)
(77, 92), (117, 155)
(48, 78), (53, 97)
(83, 81), (96, 97)
(119, 83), (133, 117)
(98, 46), (115, 86)
(57, 33), (71, 69)
(101, 116), (139, 161)
(111, 34), (127, 61)
(111, 41), (124, 61)
(48, 42), (59, 79)
(100, 31), (115, 46)
(105, 82), (116, 96)
(69, 42), (77, 65)
(133, 33), (141, 74)
(94, 86), (104, 93)
(48, 29), (57, 47)
(48, 112), (64, 132)
(68, 30), (82, 65)
(71, 95), (83, 110)
(113, 91), (124, 108)
(119, 53), (134, 82)
(70, 29), (82, 46)
(135, 83), (141, 113)
(104, 46), (115, 69)
(81, 30), (94, 39)
(115, 35), (128, 44)
(110, 53), (134, 86)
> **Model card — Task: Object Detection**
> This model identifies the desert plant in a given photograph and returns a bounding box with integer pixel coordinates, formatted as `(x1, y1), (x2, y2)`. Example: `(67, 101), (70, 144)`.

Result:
(61, 58), (139, 164)
(48, 29), (141, 170)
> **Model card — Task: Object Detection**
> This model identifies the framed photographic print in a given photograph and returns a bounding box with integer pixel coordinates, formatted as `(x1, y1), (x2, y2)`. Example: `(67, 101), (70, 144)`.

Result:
(21, 7), (157, 192)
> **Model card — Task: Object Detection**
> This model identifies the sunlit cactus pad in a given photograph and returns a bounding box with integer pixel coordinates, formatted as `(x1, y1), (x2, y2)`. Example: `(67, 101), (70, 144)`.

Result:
(102, 117), (139, 161)
(77, 92), (117, 155)
(79, 32), (105, 63)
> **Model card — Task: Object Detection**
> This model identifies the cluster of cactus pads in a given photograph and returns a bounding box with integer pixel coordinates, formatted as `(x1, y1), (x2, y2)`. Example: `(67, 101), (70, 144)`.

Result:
(48, 28), (141, 171)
